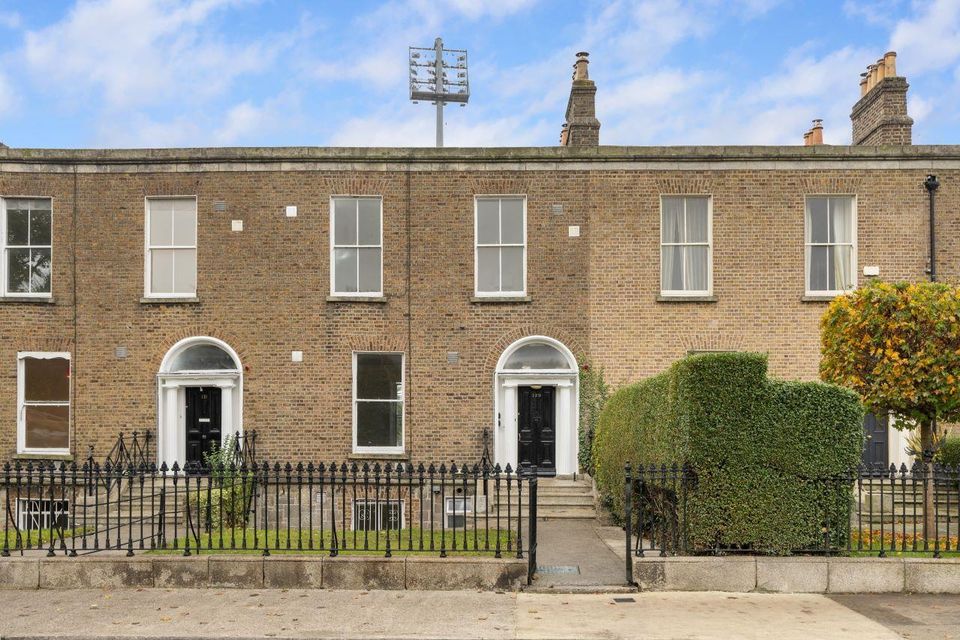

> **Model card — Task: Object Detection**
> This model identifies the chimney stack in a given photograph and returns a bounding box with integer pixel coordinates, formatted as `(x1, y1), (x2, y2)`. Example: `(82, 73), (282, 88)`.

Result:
(851, 51), (913, 145)
(560, 52), (600, 146)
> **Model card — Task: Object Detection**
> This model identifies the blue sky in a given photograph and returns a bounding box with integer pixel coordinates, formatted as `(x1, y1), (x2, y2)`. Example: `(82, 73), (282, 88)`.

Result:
(0, 0), (957, 148)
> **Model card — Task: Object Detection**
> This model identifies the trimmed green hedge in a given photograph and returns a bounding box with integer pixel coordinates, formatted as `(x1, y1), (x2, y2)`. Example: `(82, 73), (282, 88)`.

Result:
(592, 352), (864, 554)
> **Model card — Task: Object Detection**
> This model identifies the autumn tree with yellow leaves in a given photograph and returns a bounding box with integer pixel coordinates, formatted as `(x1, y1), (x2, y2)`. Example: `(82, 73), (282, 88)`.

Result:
(820, 280), (960, 539)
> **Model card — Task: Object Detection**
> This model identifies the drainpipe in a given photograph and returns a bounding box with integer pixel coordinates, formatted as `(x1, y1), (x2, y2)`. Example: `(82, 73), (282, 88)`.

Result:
(924, 174), (939, 282)
(923, 174), (940, 463)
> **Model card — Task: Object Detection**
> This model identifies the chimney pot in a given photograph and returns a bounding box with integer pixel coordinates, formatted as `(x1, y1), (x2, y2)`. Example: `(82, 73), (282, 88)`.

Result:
(573, 51), (590, 81)
(859, 72), (868, 97)
(803, 131), (811, 146)
(883, 51), (897, 77)
(876, 58), (887, 82)
(810, 119), (824, 145)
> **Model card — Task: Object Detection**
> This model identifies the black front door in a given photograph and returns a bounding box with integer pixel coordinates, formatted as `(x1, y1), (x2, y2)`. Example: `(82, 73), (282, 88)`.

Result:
(185, 387), (222, 465)
(518, 386), (556, 476)
(862, 412), (889, 469)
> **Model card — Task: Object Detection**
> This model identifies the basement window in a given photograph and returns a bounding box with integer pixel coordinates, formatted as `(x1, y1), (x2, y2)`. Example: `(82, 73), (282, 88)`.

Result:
(353, 500), (403, 532)
(17, 498), (69, 531)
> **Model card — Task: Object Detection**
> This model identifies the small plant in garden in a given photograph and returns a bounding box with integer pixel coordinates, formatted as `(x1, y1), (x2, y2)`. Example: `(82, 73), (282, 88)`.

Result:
(578, 363), (609, 475)
(935, 435), (960, 468)
(195, 435), (253, 530)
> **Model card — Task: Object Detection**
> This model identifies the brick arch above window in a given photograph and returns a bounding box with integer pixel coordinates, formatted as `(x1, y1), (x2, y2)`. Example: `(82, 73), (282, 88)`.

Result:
(656, 177), (715, 194)
(320, 177), (392, 198)
(467, 177), (530, 196)
(343, 335), (408, 353)
(799, 176), (863, 193)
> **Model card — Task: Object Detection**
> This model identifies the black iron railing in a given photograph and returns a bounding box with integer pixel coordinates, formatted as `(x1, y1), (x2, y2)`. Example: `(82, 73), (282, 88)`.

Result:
(89, 431), (153, 495)
(0, 460), (534, 570)
(624, 462), (960, 564)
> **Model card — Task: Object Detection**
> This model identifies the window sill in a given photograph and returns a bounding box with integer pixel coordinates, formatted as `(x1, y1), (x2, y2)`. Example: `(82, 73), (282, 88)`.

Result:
(326, 296), (387, 304)
(140, 297), (200, 305)
(656, 295), (717, 303)
(801, 294), (839, 303)
(14, 452), (74, 462)
(470, 296), (532, 304)
(0, 296), (55, 304)
(348, 452), (410, 462)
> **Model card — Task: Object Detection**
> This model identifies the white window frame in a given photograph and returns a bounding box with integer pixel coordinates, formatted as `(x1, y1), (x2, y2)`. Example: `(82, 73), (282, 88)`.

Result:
(352, 499), (404, 532)
(329, 195), (384, 298)
(352, 351), (405, 455)
(1, 197), (54, 298)
(17, 351), (71, 456)
(474, 195), (527, 297)
(804, 195), (858, 297)
(144, 196), (198, 298)
(659, 195), (713, 297)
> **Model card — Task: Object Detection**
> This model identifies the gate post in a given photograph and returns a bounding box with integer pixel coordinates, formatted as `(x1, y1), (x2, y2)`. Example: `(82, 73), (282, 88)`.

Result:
(625, 463), (633, 584)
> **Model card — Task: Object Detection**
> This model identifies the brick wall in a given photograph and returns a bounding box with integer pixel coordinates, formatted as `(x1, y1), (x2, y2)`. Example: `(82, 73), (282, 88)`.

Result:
(0, 147), (956, 464)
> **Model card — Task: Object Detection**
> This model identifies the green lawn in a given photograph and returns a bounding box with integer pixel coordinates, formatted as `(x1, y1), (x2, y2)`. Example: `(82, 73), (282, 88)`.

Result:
(2, 528), (86, 550)
(147, 527), (521, 557)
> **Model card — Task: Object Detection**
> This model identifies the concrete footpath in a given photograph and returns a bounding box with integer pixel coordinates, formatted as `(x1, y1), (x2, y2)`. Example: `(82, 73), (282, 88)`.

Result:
(2, 588), (957, 639)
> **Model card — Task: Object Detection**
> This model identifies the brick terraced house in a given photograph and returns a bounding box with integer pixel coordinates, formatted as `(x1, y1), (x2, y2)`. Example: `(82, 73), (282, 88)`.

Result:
(1, 52), (957, 475)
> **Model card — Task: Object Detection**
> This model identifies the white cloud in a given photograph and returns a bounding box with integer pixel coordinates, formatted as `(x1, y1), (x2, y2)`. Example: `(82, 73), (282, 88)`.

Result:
(843, 0), (904, 27)
(213, 92), (303, 145)
(0, 11), (21, 29)
(749, 45), (867, 103)
(442, 0), (538, 19)
(23, 0), (285, 110)
(908, 93), (934, 123)
(0, 71), (17, 118)
(329, 103), (550, 147)
(889, 0), (960, 74)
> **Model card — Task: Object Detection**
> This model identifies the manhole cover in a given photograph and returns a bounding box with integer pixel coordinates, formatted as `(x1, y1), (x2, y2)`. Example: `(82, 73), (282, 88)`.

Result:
(537, 565), (580, 574)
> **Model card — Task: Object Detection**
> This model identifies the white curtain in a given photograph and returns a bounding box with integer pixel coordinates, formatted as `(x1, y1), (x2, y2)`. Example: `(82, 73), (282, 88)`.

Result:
(830, 198), (853, 290)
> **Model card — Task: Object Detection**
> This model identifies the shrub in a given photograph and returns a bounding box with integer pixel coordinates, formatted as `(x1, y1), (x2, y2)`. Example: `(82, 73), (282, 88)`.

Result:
(191, 436), (254, 531)
(578, 364), (609, 474)
(935, 436), (960, 468)
(593, 352), (864, 554)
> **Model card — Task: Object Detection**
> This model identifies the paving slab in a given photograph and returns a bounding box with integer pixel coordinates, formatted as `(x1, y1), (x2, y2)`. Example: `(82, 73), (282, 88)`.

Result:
(516, 592), (902, 640)
(529, 519), (628, 589)
(830, 593), (960, 640)
(0, 589), (910, 639)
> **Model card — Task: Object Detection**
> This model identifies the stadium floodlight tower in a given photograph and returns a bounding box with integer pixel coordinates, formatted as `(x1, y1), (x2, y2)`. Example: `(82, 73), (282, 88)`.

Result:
(409, 37), (470, 147)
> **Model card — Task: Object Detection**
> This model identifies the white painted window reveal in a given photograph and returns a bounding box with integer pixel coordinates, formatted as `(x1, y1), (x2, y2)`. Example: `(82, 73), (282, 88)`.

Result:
(2, 198), (52, 297)
(145, 198), (197, 297)
(805, 196), (856, 295)
(17, 352), (71, 455)
(475, 196), (526, 296)
(661, 196), (711, 296)
(331, 197), (382, 296)
(353, 352), (404, 454)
